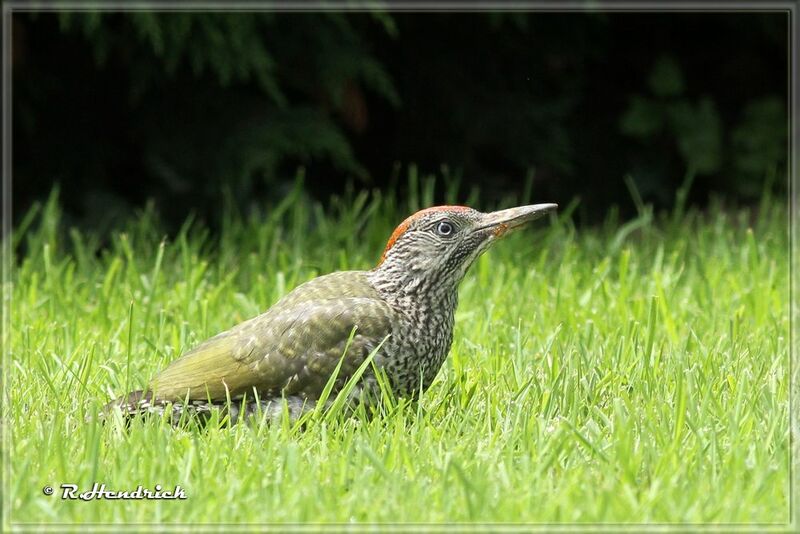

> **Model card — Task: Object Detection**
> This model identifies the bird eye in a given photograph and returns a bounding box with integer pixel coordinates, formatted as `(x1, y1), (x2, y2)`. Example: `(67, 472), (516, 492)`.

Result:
(436, 221), (454, 236)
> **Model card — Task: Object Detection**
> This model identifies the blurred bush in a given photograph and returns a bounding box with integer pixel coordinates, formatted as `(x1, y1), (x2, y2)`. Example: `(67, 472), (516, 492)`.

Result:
(620, 54), (786, 202)
(12, 11), (787, 230)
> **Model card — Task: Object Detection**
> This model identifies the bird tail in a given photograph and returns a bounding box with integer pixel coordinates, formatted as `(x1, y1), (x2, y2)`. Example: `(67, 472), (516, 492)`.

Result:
(100, 390), (215, 425)
(100, 390), (309, 426)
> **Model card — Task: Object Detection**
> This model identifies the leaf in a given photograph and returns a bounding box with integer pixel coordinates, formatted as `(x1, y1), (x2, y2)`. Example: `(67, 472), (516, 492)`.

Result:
(648, 55), (685, 97)
(668, 98), (722, 174)
(732, 96), (787, 176)
(620, 95), (664, 138)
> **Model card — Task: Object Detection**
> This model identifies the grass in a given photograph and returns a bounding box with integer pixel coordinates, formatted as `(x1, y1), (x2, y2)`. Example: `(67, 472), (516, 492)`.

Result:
(5, 176), (790, 526)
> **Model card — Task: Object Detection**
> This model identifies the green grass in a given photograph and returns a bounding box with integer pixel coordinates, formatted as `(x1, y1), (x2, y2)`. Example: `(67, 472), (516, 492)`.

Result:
(5, 178), (790, 526)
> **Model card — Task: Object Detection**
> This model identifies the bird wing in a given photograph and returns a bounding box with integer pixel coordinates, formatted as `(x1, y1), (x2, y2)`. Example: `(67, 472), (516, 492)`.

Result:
(148, 294), (394, 402)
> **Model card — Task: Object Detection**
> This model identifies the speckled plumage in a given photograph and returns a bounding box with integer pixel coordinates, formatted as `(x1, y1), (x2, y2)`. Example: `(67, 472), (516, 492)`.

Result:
(107, 203), (556, 424)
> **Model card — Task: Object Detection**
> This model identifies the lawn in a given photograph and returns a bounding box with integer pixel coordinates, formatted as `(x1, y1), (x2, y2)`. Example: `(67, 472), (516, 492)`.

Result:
(5, 179), (790, 526)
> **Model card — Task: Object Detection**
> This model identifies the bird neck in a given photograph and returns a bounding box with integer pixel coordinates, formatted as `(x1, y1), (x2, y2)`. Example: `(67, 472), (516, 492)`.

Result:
(368, 261), (462, 311)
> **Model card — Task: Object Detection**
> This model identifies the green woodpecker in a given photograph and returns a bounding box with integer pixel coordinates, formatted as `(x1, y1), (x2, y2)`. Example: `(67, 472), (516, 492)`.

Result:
(108, 203), (557, 423)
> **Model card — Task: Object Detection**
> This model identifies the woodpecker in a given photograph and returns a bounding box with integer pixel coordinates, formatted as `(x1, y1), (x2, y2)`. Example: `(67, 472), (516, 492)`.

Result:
(108, 203), (557, 424)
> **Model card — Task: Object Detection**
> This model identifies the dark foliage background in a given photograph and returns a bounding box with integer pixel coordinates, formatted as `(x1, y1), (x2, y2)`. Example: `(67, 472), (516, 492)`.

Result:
(12, 11), (788, 231)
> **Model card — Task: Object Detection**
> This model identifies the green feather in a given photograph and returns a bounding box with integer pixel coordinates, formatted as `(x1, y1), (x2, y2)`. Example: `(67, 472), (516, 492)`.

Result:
(149, 271), (393, 401)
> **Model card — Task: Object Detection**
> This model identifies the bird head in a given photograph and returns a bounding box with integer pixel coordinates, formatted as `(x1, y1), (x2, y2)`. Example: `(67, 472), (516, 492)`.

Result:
(373, 203), (557, 292)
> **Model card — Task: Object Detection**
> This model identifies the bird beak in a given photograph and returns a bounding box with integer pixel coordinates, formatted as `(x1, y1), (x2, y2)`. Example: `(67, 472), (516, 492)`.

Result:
(475, 203), (558, 237)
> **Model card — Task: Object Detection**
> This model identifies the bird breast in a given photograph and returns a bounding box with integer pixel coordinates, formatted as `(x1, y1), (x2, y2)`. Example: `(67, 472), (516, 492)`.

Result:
(378, 289), (458, 395)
